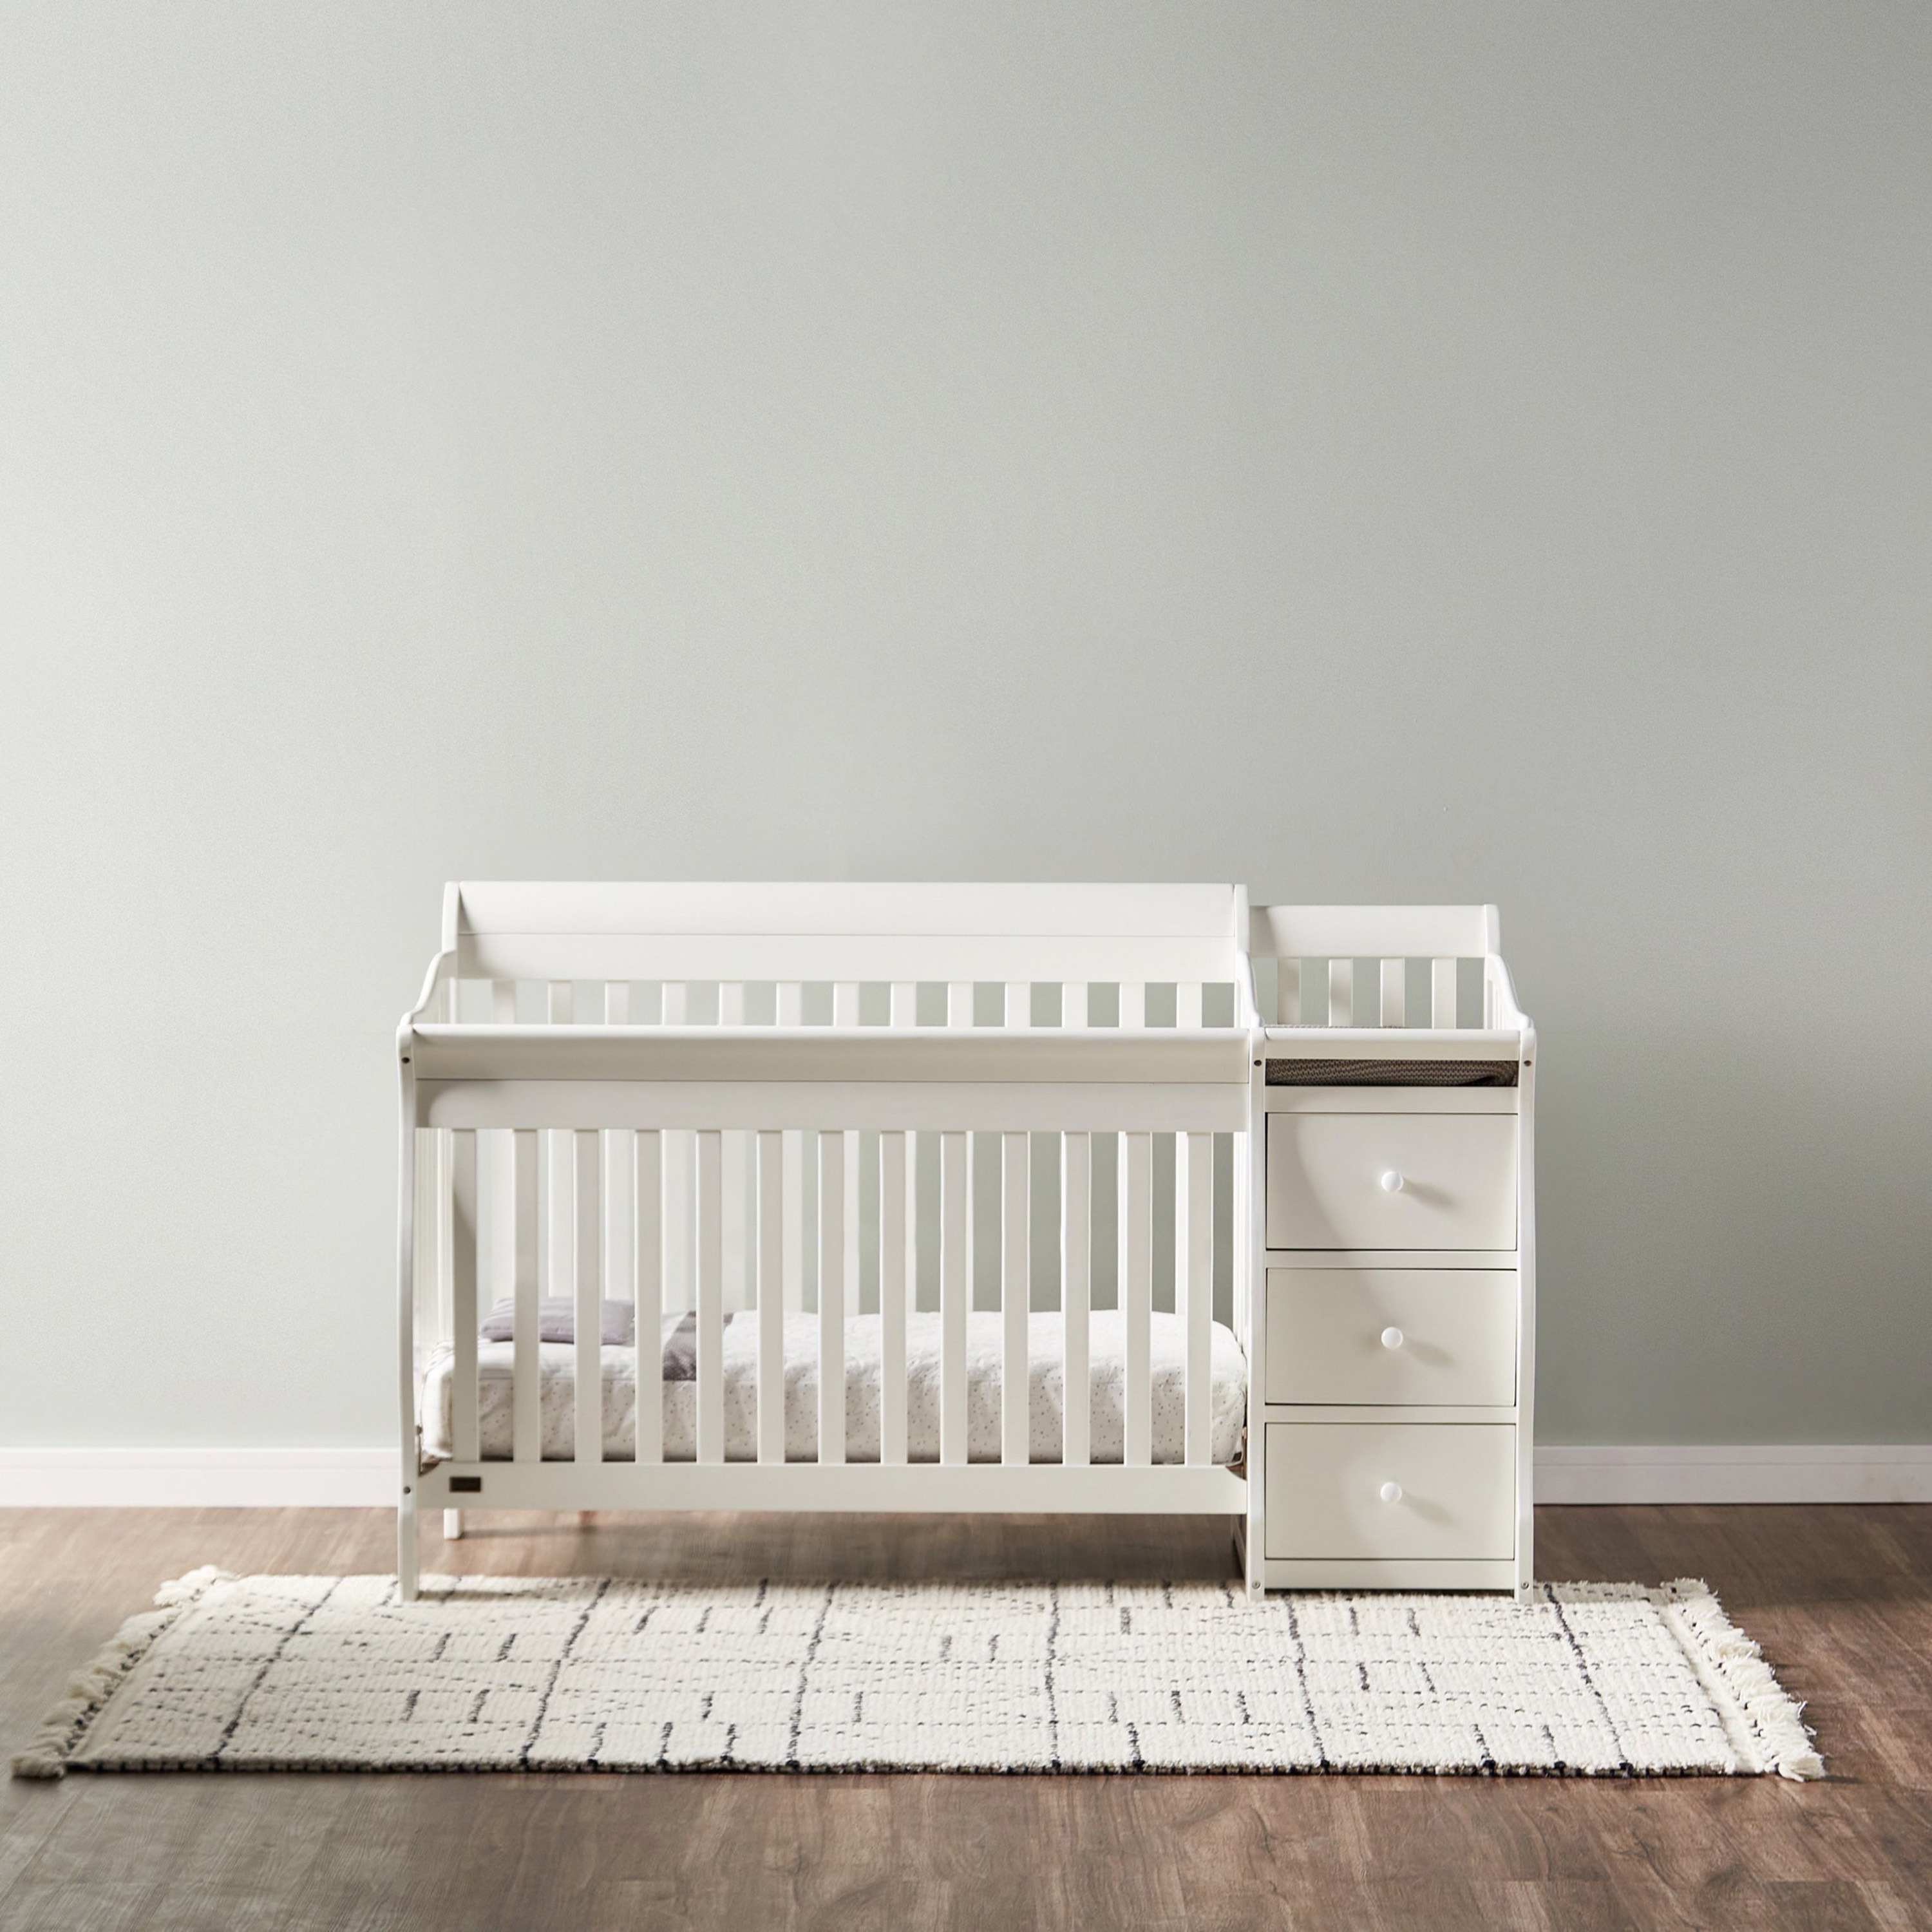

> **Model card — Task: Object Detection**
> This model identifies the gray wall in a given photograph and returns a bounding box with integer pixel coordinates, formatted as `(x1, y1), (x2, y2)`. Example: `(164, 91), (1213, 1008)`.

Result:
(3, 3), (1927, 1450)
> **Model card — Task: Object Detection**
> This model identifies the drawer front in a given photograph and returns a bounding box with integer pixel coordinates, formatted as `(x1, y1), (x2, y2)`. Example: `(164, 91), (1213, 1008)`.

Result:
(1265, 1422), (1516, 1561)
(1266, 1112), (1517, 1250)
(1265, 1269), (1517, 1406)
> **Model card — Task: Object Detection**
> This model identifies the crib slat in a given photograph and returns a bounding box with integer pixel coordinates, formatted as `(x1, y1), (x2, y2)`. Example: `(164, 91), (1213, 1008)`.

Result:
(660, 981), (693, 1317)
(435, 1129), (455, 1338)
(1119, 982), (1146, 1028)
(947, 981), (972, 1028)
(1061, 1132), (1091, 1466)
(782, 1130), (804, 1312)
(833, 981), (858, 1027)
(574, 1128), (601, 1466)
(1122, 1130), (1153, 1466)
(485, 1127), (513, 1349)
(1005, 981), (1030, 1029)
(880, 1130), (909, 1464)
(845, 1130), (861, 1327)
(1063, 982), (1088, 1029)
(755, 1130), (784, 1464)
(721, 1130), (747, 1313)
(940, 1129), (968, 1464)
(601, 987), (632, 1341)
(451, 1130), (479, 1464)
(1328, 958), (1354, 1027)
(1276, 959), (1302, 1024)
(512, 1128), (540, 1464)
(483, 979), (513, 1348)
(696, 1129), (724, 1464)
(545, 983), (574, 1318)
(889, 981), (914, 1028)
(904, 1133), (918, 1298)
(602, 1128), (630, 1343)
(1380, 957), (1406, 1028)
(634, 1130), (662, 1464)
(817, 1130), (846, 1466)
(1179, 1130), (1212, 1466)
(1432, 956), (1458, 1028)
(1001, 1130), (1029, 1465)
(547, 1128), (572, 1307)
(1176, 981), (1204, 1029)
(664, 1152), (695, 1300)
(418, 1130), (448, 1355)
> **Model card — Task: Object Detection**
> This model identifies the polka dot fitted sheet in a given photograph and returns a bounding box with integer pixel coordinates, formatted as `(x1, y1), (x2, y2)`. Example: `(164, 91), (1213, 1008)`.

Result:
(421, 1311), (1247, 1465)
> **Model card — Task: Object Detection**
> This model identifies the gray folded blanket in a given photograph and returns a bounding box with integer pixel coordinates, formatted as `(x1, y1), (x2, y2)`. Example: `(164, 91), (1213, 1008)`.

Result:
(478, 1298), (731, 1381)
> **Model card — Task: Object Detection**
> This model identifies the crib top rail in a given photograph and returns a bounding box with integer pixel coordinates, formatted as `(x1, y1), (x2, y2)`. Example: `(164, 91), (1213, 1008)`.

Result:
(1249, 902), (1532, 1063)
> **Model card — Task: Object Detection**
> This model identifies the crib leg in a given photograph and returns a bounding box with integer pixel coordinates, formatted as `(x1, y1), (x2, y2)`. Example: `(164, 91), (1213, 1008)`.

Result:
(444, 1509), (464, 1540)
(1238, 1508), (1265, 1600)
(398, 1490), (420, 1603)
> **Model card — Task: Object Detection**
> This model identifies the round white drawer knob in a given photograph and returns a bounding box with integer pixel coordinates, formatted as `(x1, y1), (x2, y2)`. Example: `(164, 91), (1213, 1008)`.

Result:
(1379, 1481), (1403, 1504)
(1379, 1170), (1405, 1193)
(1381, 1326), (1405, 1351)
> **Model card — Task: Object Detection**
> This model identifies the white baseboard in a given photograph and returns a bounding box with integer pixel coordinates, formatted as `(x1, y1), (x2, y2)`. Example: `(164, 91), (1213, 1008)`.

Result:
(0, 1448), (395, 1508)
(1535, 1444), (1932, 1505)
(2, 1445), (1928, 1509)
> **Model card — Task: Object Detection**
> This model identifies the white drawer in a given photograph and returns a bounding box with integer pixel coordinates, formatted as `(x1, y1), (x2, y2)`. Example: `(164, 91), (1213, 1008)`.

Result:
(1265, 1268), (1517, 1406)
(1265, 1111), (1517, 1250)
(1264, 1422), (1516, 1561)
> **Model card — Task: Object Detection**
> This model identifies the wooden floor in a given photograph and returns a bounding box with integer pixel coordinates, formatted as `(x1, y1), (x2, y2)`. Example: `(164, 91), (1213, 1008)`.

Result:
(1, 1505), (1927, 1930)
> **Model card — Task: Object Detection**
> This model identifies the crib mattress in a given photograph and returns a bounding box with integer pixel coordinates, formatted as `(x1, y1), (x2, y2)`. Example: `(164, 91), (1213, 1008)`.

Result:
(422, 1311), (1247, 1466)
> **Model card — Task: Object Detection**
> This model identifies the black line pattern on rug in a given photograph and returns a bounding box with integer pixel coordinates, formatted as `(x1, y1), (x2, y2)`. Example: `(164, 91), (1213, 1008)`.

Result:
(785, 1582), (837, 1770)
(1282, 1596), (1329, 1770)
(1542, 1583), (1633, 1775)
(520, 1577), (611, 1770)
(1043, 1580), (1062, 1770)
(210, 1577), (343, 1767)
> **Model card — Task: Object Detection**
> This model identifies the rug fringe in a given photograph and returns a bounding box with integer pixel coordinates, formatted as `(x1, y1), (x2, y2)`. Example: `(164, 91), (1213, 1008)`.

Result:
(10, 1566), (234, 1780)
(1651, 1577), (1824, 1781)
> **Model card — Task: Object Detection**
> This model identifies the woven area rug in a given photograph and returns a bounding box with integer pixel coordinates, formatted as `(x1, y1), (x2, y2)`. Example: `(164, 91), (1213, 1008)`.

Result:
(14, 1568), (1821, 1781)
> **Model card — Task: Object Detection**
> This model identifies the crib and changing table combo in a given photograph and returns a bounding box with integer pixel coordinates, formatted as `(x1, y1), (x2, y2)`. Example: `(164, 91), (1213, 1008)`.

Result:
(398, 885), (1535, 1603)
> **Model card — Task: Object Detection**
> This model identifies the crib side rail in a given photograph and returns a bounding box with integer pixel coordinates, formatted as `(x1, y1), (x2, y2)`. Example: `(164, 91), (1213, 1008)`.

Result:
(408, 1080), (1247, 1494)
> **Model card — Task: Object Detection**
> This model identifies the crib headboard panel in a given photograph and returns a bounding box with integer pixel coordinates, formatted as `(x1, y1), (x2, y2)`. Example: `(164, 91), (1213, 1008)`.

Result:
(446, 882), (1249, 1023)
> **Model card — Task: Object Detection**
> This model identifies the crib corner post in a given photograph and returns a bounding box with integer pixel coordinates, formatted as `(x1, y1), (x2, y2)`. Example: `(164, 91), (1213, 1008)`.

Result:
(1244, 1048), (1268, 1603)
(399, 1484), (420, 1603)
(397, 1014), (422, 1605)
(444, 1509), (465, 1540)
(1244, 1490), (1267, 1602)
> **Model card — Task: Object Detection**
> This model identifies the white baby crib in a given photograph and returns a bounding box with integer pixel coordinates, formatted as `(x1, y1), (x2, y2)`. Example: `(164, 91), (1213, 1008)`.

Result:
(397, 883), (1259, 1600)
